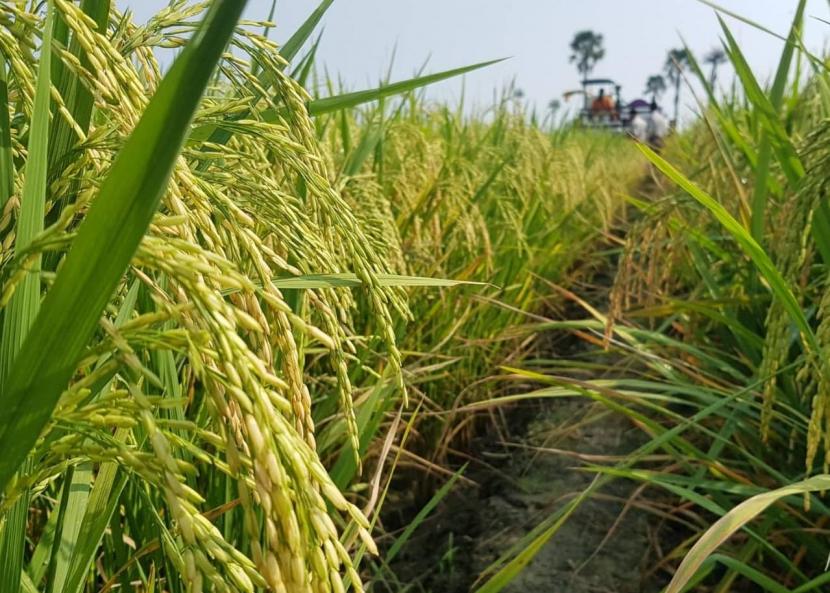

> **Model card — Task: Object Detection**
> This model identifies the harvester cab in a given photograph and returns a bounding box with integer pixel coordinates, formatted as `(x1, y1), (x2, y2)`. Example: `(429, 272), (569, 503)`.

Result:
(567, 78), (622, 128)
(563, 78), (654, 135)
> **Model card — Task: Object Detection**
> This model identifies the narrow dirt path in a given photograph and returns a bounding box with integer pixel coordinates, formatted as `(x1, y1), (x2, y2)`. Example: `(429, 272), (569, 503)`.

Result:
(389, 369), (662, 593)
(460, 400), (655, 593)
(387, 180), (671, 592)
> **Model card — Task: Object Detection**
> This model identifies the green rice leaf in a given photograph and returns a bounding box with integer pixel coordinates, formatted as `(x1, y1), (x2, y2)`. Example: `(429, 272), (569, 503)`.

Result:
(723, 1), (805, 242)
(0, 55), (14, 209)
(21, 572), (40, 593)
(639, 144), (819, 356)
(47, 0), (110, 182)
(0, 0), (53, 380)
(666, 475), (830, 593)
(27, 484), (60, 584)
(705, 555), (790, 593)
(342, 122), (383, 178)
(473, 479), (598, 593)
(0, 4), (54, 590)
(53, 285), (137, 593)
(291, 32), (323, 87)
(719, 17), (804, 188)
(46, 463), (92, 593)
(60, 432), (129, 593)
(280, 0), (334, 63)
(306, 59), (505, 116)
(384, 466), (466, 564)
(697, 0), (821, 66)
(791, 568), (830, 592)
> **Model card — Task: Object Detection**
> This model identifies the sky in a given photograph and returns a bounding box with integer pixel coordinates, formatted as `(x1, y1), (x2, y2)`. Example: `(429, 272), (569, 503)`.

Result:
(123, 1), (830, 122)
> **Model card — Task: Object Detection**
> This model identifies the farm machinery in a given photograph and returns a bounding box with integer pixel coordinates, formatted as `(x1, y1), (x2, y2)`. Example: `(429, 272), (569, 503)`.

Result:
(563, 78), (654, 133)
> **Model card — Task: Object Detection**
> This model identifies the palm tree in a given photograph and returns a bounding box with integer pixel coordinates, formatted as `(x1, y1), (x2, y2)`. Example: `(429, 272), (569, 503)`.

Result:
(548, 98), (562, 115)
(546, 99), (562, 128)
(569, 30), (605, 83)
(665, 48), (692, 125)
(704, 47), (728, 89)
(644, 75), (667, 103)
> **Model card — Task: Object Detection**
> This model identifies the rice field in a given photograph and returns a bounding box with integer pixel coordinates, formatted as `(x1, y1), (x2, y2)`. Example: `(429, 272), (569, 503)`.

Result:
(1, 0), (829, 592)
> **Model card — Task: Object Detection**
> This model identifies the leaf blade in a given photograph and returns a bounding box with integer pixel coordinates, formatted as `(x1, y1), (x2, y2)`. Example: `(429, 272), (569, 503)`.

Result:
(0, 4), (55, 591)
(638, 143), (819, 356)
(280, 0), (334, 63)
(666, 475), (830, 593)
(307, 59), (506, 116)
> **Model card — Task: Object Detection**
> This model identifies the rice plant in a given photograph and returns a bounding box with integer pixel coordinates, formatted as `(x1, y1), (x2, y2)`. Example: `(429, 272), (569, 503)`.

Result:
(319, 92), (643, 466)
(11, 0), (823, 591)
(495, 3), (830, 591)
(0, 0), (643, 589)
(0, 1), (419, 590)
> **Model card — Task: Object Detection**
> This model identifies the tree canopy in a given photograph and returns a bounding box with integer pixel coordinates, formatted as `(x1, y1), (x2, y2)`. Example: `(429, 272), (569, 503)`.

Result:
(645, 75), (667, 100)
(570, 30), (605, 81)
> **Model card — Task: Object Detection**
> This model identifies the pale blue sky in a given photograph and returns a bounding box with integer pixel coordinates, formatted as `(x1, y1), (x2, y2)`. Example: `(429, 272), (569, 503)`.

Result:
(123, 1), (829, 120)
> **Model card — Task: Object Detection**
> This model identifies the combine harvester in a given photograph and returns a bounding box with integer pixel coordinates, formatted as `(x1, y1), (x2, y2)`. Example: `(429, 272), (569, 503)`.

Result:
(564, 78), (655, 134)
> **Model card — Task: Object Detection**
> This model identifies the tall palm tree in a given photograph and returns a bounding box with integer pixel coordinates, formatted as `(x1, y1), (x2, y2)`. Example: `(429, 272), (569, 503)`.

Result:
(665, 48), (692, 125)
(644, 75), (667, 103)
(569, 30), (605, 83)
(548, 98), (562, 115)
(704, 47), (728, 89)
(546, 98), (562, 128)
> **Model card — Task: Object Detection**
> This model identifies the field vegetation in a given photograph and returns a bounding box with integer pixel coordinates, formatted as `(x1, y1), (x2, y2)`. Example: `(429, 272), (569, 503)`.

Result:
(1, 0), (830, 592)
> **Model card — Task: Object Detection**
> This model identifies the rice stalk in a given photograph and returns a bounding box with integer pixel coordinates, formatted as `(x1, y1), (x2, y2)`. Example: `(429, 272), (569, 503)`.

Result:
(0, 2), (415, 590)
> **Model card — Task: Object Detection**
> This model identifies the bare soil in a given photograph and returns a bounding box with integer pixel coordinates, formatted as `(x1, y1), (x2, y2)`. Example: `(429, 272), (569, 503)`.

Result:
(384, 394), (668, 593)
